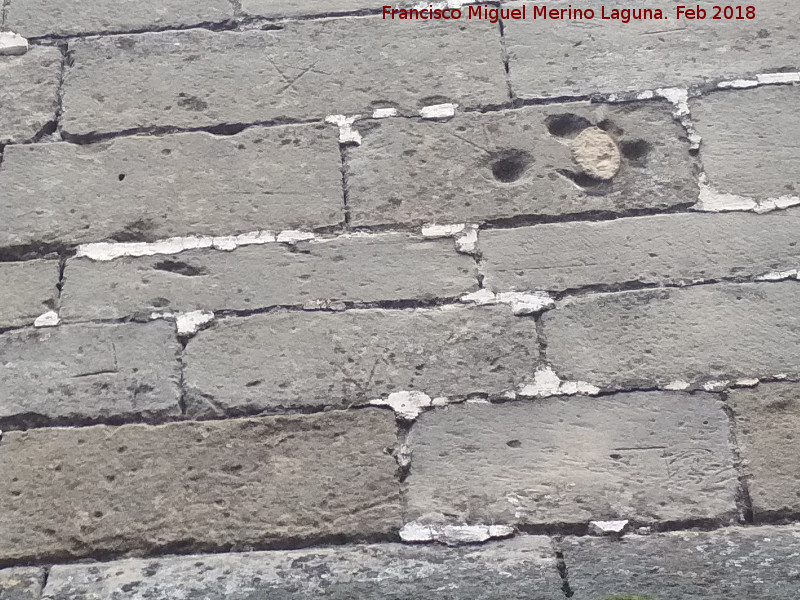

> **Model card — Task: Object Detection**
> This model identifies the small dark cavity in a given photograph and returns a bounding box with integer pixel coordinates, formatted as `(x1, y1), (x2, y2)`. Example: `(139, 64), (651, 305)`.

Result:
(109, 219), (156, 243)
(152, 260), (209, 277)
(506, 440), (522, 448)
(596, 119), (624, 137)
(246, 380), (263, 387)
(557, 169), (610, 190)
(118, 173), (126, 181)
(489, 149), (533, 184)
(544, 113), (592, 138)
(620, 139), (653, 161)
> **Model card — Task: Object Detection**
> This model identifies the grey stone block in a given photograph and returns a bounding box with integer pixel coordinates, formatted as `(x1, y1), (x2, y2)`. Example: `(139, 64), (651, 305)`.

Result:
(564, 525), (800, 599)
(0, 46), (60, 144)
(505, 0), (798, 98)
(0, 321), (181, 426)
(481, 211), (800, 292)
(543, 282), (800, 390)
(692, 86), (800, 198)
(60, 236), (477, 320)
(0, 125), (343, 248)
(0, 409), (400, 563)
(0, 260), (58, 329)
(43, 536), (562, 599)
(0, 568), (45, 600)
(347, 102), (695, 227)
(405, 394), (738, 526)
(727, 383), (800, 519)
(61, 19), (507, 135)
(183, 306), (538, 417)
(241, 0), (389, 17)
(6, 0), (232, 37)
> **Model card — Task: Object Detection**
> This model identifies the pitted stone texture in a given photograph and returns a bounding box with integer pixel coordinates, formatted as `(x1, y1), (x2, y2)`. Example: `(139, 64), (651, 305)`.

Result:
(61, 236), (477, 320)
(6, 0), (232, 37)
(692, 86), (800, 198)
(0, 126), (342, 248)
(728, 383), (800, 519)
(0, 321), (181, 426)
(184, 306), (538, 417)
(481, 211), (800, 292)
(43, 536), (562, 599)
(0, 409), (400, 563)
(406, 394), (737, 526)
(543, 282), (800, 390)
(564, 526), (800, 599)
(348, 102), (694, 227)
(0, 568), (45, 600)
(62, 20), (506, 135)
(0, 260), (58, 329)
(505, 0), (797, 98)
(0, 46), (60, 143)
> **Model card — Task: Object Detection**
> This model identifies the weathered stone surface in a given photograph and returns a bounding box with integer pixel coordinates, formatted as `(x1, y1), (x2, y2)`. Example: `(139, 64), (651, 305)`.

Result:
(0, 126), (343, 248)
(406, 394), (737, 526)
(347, 102), (695, 227)
(62, 20), (506, 135)
(727, 383), (800, 519)
(692, 86), (800, 198)
(0, 260), (58, 329)
(505, 0), (797, 98)
(564, 525), (800, 599)
(0, 409), (400, 563)
(60, 236), (477, 320)
(5, 0), (232, 37)
(43, 536), (562, 599)
(0, 46), (60, 143)
(543, 282), (800, 390)
(241, 0), (388, 17)
(184, 306), (538, 417)
(0, 568), (44, 600)
(0, 321), (181, 426)
(481, 211), (800, 292)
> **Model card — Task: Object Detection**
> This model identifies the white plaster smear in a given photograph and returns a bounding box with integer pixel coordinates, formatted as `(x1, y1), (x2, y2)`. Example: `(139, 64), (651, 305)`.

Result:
(420, 103), (458, 119)
(756, 269), (799, 282)
(369, 391), (451, 420)
(718, 72), (800, 89)
(0, 32), (28, 56)
(589, 520), (629, 535)
(33, 311), (60, 328)
(151, 310), (215, 336)
(517, 366), (600, 398)
(421, 223), (467, 238)
(400, 522), (514, 545)
(372, 107), (398, 119)
(461, 289), (555, 315)
(693, 174), (800, 214)
(454, 225), (479, 254)
(324, 114), (362, 145)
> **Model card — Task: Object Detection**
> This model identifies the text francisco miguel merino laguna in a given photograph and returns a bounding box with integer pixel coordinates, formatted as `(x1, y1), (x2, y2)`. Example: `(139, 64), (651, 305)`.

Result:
(384, 4), (701, 22)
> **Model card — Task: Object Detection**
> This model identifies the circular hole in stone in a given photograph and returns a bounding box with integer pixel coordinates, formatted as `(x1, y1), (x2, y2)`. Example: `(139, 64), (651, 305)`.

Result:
(506, 439), (522, 448)
(118, 173), (126, 181)
(620, 139), (653, 161)
(544, 113), (593, 138)
(490, 150), (532, 184)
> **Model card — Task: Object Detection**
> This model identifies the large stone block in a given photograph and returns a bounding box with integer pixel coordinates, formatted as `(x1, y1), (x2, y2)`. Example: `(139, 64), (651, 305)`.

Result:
(61, 19), (507, 135)
(347, 101), (695, 227)
(405, 394), (738, 526)
(0, 321), (181, 426)
(692, 86), (800, 198)
(5, 0), (232, 37)
(0, 125), (343, 248)
(0, 260), (58, 329)
(43, 536), (562, 599)
(505, 0), (797, 98)
(183, 306), (539, 416)
(543, 282), (800, 390)
(60, 236), (477, 320)
(0, 409), (400, 563)
(0, 568), (45, 600)
(0, 47), (61, 143)
(727, 383), (800, 519)
(480, 211), (800, 292)
(564, 525), (800, 599)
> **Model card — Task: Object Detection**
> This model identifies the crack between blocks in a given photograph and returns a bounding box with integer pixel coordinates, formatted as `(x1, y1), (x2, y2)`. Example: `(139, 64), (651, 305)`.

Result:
(554, 548), (574, 598)
(496, 13), (513, 103)
(338, 143), (351, 229)
(720, 394), (755, 524)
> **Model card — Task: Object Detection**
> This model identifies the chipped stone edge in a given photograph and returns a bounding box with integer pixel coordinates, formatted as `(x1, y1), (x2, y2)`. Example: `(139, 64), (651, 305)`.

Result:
(399, 522), (515, 546)
(692, 173), (800, 215)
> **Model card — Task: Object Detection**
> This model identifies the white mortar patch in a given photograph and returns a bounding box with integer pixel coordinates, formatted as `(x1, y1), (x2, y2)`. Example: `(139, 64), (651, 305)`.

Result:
(693, 174), (800, 214)
(325, 114), (362, 145)
(369, 391), (452, 420)
(33, 311), (61, 328)
(589, 520), (629, 535)
(454, 225), (479, 254)
(400, 522), (514, 545)
(756, 269), (799, 282)
(665, 380), (691, 391)
(421, 223), (467, 238)
(420, 103), (458, 119)
(372, 107), (398, 119)
(151, 310), (215, 336)
(517, 366), (600, 398)
(0, 32), (28, 56)
(461, 290), (555, 315)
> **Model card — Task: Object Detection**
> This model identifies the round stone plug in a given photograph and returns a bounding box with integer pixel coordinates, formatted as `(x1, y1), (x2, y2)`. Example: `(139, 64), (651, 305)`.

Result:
(570, 127), (622, 181)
